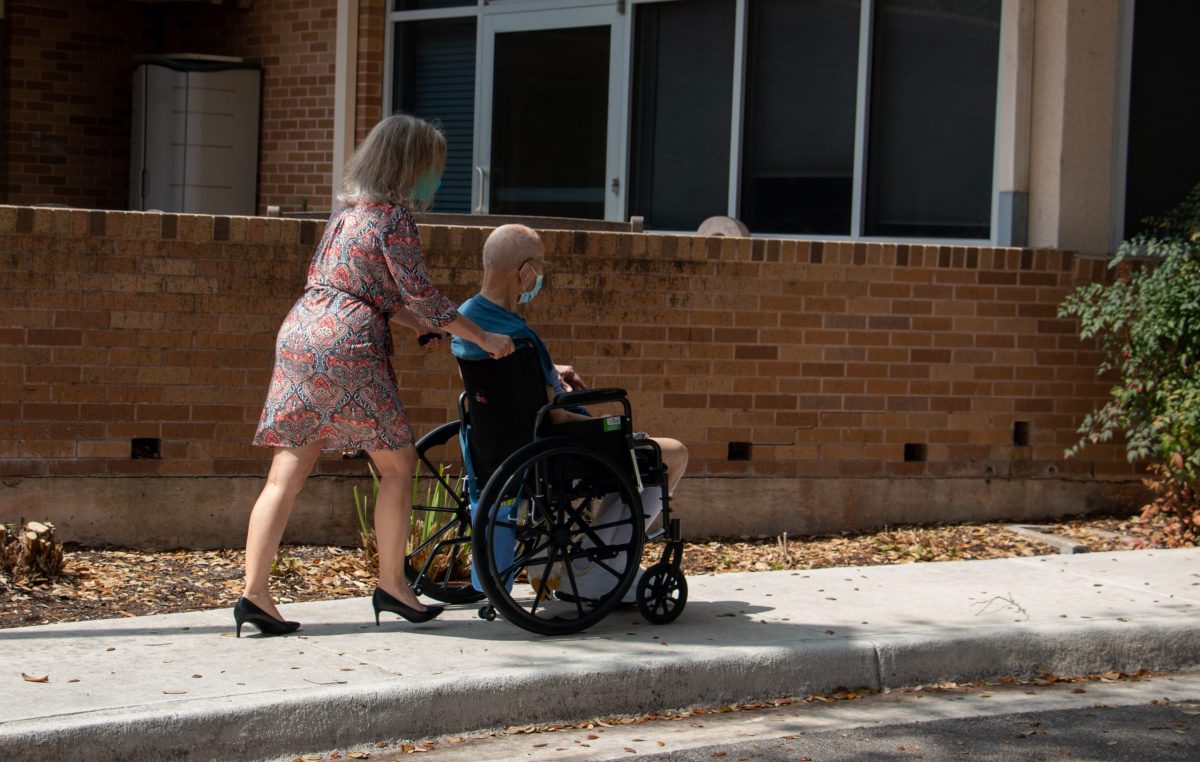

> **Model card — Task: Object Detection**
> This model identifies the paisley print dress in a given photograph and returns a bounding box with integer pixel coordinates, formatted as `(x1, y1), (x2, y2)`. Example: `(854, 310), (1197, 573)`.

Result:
(252, 204), (458, 450)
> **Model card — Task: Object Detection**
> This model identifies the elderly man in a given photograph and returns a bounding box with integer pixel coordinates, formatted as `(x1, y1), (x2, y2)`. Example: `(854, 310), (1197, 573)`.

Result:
(451, 224), (687, 602)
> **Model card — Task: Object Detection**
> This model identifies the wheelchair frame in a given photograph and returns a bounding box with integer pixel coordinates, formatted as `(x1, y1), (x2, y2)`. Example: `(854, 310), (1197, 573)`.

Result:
(405, 344), (687, 635)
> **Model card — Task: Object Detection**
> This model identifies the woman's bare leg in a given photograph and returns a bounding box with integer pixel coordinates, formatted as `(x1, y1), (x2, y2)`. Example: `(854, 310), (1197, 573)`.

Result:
(367, 447), (427, 611)
(242, 441), (325, 620)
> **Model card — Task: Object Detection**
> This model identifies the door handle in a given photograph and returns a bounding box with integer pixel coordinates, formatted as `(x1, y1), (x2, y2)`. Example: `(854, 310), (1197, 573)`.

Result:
(474, 166), (487, 213)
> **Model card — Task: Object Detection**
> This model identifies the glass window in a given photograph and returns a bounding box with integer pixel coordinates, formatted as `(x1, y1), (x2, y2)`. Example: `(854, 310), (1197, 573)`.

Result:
(1123, 2), (1200, 237)
(864, 0), (1000, 239)
(629, 0), (735, 231)
(393, 19), (477, 213)
(489, 26), (611, 219)
(740, 0), (861, 235)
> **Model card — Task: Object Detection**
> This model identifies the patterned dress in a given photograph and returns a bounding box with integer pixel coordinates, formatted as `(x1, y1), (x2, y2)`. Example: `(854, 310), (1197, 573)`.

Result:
(252, 204), (458, 450)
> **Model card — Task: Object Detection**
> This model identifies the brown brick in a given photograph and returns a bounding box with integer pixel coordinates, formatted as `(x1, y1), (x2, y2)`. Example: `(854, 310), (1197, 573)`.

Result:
(26, 328), (83, 346)
(734, 344), (777, 361)
(663, 393), (706, 408)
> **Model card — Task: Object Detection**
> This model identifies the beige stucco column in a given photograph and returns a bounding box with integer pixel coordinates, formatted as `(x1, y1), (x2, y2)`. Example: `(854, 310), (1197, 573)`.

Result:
(995, 0), (1035, 246)
(1027, 0), (1121, 255)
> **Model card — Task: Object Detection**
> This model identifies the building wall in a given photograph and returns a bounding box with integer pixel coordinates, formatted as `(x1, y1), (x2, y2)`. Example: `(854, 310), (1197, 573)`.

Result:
(161, 0), (339, 215)
(0, 0), (151, 209)
(0, 204), (1141, 548)
(0, 1), (1138, 253)
(0, 0), (345, 215)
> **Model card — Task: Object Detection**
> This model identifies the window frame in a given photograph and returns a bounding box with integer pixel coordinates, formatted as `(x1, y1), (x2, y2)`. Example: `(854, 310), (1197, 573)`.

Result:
(382, 0), (1007, 243)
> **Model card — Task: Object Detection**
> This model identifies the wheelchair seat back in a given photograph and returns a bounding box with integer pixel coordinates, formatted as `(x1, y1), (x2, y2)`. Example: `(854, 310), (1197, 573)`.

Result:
(457, 342), (639, 496)
(456, 343), (549, 488)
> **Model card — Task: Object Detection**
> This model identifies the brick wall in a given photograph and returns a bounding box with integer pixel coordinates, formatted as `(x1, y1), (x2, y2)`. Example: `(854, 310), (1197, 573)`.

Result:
(1, 1), (151, 209)
(356, 0), (387, 143)
(0, 205), (1138, 531)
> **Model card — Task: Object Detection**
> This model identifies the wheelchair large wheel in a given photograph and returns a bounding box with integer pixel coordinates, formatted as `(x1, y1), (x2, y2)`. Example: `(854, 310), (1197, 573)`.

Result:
(407, 421), (484, 604)
(472, 438), (644, 636)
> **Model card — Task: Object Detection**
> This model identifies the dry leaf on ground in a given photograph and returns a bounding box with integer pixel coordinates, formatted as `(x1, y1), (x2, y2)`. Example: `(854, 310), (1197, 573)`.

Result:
(0, 514), (1158, 629)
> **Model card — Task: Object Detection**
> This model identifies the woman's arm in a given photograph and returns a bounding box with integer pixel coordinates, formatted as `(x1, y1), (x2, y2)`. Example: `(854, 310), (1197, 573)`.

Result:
(390, 307), (428, 335)
(379, 209), (512, 359)
(441, 313), (514, 359)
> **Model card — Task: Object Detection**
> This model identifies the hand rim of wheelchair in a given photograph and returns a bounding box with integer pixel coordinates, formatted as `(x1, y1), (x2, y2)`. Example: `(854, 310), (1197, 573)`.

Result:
(472, 437), (644, 636)
(406, 420), (485, 604)
(636, 561), (688, 625)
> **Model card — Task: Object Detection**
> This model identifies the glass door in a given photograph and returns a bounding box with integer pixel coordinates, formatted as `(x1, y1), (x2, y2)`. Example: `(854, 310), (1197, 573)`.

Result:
(474, 5), (626, 220)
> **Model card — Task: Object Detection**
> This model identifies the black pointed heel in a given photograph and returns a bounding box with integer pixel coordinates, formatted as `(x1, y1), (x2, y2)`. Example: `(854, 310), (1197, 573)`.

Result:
(372, 587), (443, 625)
(234, 597), (301, 637)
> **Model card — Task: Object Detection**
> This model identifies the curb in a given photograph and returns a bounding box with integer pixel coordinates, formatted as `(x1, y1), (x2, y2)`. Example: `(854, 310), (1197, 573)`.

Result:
(4, 617), (1198, 762)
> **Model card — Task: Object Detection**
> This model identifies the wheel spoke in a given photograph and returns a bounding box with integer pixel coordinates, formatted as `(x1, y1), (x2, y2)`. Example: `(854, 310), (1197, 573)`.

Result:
(496, 537), (553, 580)
(559, 553), (587, 618)
(528, 540), (561, 617)
(408, 515), (460, 558)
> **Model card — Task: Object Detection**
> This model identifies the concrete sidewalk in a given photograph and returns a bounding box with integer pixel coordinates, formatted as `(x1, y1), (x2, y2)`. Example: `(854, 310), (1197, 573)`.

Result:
(2, 548), (1198, 762)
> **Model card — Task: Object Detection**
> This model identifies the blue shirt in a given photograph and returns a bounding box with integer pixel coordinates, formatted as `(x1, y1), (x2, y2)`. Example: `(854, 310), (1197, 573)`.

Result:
(450, 294), (565, 395)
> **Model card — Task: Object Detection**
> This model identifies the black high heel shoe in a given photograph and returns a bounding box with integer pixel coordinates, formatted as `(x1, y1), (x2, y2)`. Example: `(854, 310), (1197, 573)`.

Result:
(372, 587), (443, 625)
(234, 597), (301, 638)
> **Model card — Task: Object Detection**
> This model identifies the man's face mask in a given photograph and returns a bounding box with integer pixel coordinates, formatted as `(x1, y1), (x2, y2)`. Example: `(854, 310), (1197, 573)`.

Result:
(518, 262), (544, 305)
(520, 274), (549, 303)
(410, 170), (442, 204)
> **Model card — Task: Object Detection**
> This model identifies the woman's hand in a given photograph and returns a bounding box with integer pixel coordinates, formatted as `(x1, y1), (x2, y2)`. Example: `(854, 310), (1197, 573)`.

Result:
(416, 331), (449, 352)
(480, 332), (515, 359)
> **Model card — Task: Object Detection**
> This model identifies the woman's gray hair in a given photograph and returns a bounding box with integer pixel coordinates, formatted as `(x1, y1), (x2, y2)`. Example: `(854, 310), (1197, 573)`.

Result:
(337, 113), (447, 210)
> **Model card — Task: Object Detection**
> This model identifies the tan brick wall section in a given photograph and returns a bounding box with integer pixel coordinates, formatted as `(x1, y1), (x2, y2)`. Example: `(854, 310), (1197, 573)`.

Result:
(0, 204), (1134, 492)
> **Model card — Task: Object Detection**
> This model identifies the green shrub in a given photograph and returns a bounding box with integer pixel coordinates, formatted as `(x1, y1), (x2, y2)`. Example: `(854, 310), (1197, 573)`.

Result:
(1059, 183), (1200, 546)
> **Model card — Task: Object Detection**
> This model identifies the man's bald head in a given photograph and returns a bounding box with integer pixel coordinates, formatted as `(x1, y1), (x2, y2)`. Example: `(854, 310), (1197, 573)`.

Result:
(482, 224), (544, 271)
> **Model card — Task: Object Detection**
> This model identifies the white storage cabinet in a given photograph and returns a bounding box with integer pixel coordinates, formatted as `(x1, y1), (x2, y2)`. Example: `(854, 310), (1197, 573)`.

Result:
(129, 57), (261, 215)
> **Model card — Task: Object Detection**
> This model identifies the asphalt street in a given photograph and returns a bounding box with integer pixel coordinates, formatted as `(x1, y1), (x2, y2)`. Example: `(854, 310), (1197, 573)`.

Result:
(289, 670), (1200, 762)
(636, 702), (1198, 761)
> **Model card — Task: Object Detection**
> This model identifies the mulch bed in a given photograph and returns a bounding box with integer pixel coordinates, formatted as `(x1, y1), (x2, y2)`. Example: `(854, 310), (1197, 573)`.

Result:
(0, 514), (1160, 629)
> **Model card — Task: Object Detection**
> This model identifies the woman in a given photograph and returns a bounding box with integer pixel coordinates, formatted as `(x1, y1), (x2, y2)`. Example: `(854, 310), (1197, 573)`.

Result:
(236, 114), (513, 637)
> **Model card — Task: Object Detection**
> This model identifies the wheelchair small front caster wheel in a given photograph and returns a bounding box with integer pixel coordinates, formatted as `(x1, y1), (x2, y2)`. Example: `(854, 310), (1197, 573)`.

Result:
(478, 604), (497, 621)
(636, 563), (687, 625)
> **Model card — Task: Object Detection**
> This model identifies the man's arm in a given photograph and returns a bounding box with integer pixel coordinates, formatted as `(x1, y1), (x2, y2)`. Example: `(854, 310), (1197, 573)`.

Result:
(546, 386), (592, 424)
(554, 364), (587, 393)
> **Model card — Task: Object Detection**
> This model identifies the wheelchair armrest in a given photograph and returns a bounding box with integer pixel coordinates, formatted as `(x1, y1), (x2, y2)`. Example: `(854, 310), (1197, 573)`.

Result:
(414, 419), (460, 450)
(552, 388), (628, 407)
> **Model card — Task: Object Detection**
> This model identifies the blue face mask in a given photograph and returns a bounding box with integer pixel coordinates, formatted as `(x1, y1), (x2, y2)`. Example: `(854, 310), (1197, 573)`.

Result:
(517, 273), (543, 305)
(410, 171), (442, 204)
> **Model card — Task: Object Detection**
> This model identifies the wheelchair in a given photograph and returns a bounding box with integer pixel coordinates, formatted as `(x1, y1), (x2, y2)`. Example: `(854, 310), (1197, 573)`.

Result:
(404, 341), (687, 635)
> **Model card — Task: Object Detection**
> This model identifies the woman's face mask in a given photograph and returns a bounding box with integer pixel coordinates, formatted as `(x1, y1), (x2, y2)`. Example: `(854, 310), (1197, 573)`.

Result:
(410, 170), (442, 204)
